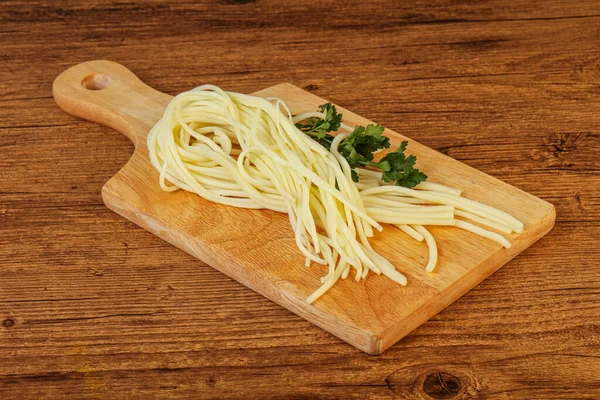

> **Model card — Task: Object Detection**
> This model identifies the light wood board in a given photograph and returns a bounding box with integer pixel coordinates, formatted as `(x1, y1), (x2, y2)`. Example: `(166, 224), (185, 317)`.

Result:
(52, 60), (555, 354)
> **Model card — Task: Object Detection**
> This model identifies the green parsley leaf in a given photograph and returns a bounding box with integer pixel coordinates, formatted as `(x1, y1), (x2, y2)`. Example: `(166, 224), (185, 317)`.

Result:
(377, 142), (428, 188)
(295, 103), (342, 150)
(342, 124), (390, 162)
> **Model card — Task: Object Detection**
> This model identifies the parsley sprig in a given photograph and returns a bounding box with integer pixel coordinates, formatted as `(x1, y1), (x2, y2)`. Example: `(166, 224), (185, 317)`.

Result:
(294, 103), (342, 149)
(295, 103), (427, 188)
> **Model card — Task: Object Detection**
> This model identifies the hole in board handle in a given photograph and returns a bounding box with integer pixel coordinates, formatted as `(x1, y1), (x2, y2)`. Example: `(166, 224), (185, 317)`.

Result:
(81, 73), (113, 90)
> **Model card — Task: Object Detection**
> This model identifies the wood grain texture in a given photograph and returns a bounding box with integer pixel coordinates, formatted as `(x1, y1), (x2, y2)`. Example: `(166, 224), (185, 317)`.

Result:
(52, 60), (555, 355)
(1, 0), (599, 398)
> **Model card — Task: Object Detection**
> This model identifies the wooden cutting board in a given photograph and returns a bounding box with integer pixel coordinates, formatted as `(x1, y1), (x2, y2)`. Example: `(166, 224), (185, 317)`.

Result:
(53, 60), (555, 355)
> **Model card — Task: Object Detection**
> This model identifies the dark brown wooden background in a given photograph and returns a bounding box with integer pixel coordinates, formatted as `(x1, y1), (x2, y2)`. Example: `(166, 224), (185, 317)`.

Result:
(1, 0), (599, 398)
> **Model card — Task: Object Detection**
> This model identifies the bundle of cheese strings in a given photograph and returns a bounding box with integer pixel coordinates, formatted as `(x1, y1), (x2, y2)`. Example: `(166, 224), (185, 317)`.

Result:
(147, 85), (524, 304)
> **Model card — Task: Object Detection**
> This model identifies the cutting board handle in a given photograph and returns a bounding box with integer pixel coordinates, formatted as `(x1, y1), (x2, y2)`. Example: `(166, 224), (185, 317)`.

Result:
(53, 60), (171, 148)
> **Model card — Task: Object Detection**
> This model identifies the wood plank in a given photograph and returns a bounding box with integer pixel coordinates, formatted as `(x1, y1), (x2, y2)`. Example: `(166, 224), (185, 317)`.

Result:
(1, 0), (599, 396)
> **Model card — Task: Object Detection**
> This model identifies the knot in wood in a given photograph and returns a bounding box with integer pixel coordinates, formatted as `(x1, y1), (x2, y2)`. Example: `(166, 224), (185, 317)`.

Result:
(303, 84), (320, 92)
(2, 318), (15, 328)
(423, 372), (462, 399)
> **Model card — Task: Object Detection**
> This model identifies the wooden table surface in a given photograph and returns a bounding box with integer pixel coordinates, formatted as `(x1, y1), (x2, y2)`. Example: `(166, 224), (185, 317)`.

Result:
(1, 0), (599, 398)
